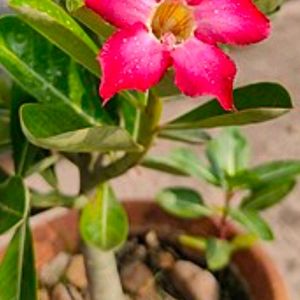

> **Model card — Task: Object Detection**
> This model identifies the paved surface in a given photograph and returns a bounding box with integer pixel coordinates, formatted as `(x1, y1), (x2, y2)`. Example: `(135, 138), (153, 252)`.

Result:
(1, 1), (299, 299)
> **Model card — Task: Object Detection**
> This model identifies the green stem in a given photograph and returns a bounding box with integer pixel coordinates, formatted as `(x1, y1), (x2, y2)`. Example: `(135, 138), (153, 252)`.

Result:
(80, 91), (162, 191)
(220, 190), (234, 239)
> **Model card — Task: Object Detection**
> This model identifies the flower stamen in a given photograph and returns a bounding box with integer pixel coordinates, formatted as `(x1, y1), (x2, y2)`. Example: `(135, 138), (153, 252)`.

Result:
(151, 0), (195, 44)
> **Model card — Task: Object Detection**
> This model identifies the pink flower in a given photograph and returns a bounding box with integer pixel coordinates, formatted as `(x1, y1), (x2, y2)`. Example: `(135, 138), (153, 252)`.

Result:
(86, 0), (270, 110)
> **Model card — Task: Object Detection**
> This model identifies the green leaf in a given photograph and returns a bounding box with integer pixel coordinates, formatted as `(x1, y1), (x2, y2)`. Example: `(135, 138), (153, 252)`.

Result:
(156, 187), (212, 219)
(0, 16), (110, 125)
(206, 238), (232, 271)
(66, 0), (114, 39)
(0, 109), (10, 150)
(8, 0), (100, 76)
(10, 85), (41, 176)
(241, 180), (296, 211)
(206, 128), (249, 185)
(20, 103), (142, 153)
(141, 155), (191, 176)
(231, 234), (258, 251)
(229, 208), (274, 241)
(165, 83), (292, 129)
(254, 0), (284, 14)
(142, 148), (217, 184)
(80, 184), (129, 251)
(231, 160), (300, 188)
(0, 223), (37, 300)
(30, 190), (82, 208)
(0, 177), (29, 235)
(159, 128), (211, 144)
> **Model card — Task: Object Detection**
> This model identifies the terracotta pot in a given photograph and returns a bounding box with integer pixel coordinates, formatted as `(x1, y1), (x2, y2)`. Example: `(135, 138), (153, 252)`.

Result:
(0, 201), (289, 300)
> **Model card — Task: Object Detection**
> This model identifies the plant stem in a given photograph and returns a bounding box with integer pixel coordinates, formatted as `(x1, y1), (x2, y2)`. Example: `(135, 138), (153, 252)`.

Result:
(80, 91), (162, 191)
(83, 245), (124, 300)
(220, 190), (234, 239)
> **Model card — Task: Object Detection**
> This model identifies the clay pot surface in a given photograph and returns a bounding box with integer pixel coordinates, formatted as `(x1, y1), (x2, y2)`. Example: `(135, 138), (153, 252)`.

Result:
(0, 201), (289, 300)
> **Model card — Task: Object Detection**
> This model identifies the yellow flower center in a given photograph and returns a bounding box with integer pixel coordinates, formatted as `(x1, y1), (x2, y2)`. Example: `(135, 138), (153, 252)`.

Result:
(151, 0), (195, 44)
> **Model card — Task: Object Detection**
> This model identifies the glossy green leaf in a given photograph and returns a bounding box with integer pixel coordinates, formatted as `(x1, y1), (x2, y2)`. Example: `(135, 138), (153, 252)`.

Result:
(142, 148), (217, 183)
(206, 238), (232, 271)
(206, 128), (249, 185)
(10, 85), (41, 176)
(165, 83), (292, 129)
(9, 0), (100, 76)
(21, 103), (142, 153)
(241, 180), (295, 211)
(0, 16), (110, 125)
(0, 177), (28, 235)
(0, 223), (37, 300)
(229, 208), (274, 240)
(156, 187), (212, 219)
(80, 184), (129, 251)
(159, 128), (211, 144)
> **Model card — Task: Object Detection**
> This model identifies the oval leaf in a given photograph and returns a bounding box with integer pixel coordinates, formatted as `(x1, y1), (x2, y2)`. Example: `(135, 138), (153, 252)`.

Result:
(8, 0), (100, 76)
(20, 103), (142, 153)
(241, 180), (296, 210)
(165, 83), (292, 129)
(229, 208), (274, 241)
(156, 187), (212, 219)
(80, 184), (129, 251)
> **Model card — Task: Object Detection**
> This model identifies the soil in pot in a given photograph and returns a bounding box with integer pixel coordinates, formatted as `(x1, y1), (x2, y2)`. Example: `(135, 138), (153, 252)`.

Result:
(37, 230), (250, 300)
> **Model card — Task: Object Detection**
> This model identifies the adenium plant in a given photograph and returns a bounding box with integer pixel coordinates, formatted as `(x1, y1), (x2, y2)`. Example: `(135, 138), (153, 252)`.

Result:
(0, 0), (296, 299)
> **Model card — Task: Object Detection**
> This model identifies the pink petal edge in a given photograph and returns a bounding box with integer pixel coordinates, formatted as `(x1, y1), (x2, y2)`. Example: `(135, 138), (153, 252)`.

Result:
(99, 23), (171, 102)
(171, 37), (237, 110)
(85, 0), (158, 29)
(193, 0), (270, 45)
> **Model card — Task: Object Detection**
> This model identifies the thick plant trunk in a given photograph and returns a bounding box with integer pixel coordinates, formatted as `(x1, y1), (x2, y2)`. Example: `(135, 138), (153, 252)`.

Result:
(83, 244), (125, 300)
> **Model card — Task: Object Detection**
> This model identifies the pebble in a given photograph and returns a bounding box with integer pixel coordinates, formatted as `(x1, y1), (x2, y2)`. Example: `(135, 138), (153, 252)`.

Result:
(120, 260), (160, 300)
(52, 284), (72, 300)
(40, 252), (71, 287)
(170, 260), (220, 300)
(38, 288), (50, 300)
(145, 231), (160, 249)
(65, 255), (88, 290)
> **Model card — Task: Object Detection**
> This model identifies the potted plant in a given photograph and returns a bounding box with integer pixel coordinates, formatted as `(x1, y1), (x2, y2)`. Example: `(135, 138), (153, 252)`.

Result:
(0, 0), (297, 299)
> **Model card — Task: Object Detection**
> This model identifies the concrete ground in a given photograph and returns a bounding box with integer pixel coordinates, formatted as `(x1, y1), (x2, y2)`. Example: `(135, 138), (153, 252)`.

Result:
(1, 0), (299, 299)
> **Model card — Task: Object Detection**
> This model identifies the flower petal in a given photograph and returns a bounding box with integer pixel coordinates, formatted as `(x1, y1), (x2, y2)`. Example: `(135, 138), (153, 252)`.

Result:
(171, 37), (236, 110)
(193, 0), (270, 45)
(99, 23), (171, 101)
(85, 0), (157, 29)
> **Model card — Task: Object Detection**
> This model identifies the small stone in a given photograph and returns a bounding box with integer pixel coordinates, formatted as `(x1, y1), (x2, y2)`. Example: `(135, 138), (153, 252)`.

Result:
(120, 261), (160, 300)
(133, 245), (147, 260)
(40, 252), (71, 287)
(170, 260), (220, 300)
(38, 288), (50, 300)
(52, 284), (72, 300)
(66, 255), (88, 290)
(67, 284), (84, 300)
(157, 251), (175, 270)
(145, 231), (160, 248)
